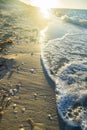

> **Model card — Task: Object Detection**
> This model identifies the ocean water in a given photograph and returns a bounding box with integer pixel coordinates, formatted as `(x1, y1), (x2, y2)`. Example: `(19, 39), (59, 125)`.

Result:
(40, 9), (87, 130)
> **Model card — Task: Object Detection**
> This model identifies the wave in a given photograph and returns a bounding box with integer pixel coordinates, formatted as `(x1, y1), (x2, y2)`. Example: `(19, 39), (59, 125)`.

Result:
(41, 33), (87, 130)
(61, 15), (87, 28)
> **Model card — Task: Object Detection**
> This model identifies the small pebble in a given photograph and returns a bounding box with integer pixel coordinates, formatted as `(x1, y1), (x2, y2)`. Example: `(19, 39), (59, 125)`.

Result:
(29, 68), (35, 73)
(19, 124), (24, 128)
(21, 62), (24, 65)
(48, 114), (53, 120)
(7, 97), (11, 101)
(0, 111), (4, 116)
(16, 83), (21, 88)
(9, 89), (14, 96)
(13, 110), (18, 114)
(12, 104), (17, 109)
(6, 39), (13, 43)
(21, 107), (26, 113)
(13, 88), (18, 94)
(34, 93), (37, 99)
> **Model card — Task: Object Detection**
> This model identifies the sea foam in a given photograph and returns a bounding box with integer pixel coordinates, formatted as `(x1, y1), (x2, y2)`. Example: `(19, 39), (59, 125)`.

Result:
(41, 32), (87, 130)
(61, 15), (87, 28)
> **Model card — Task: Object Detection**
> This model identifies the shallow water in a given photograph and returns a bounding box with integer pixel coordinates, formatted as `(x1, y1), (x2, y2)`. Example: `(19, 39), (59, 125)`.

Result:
(41, 9), (87, 130)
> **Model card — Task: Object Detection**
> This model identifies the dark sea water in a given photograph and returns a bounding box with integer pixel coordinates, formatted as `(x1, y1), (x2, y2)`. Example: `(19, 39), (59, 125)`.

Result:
(40, 9), (87, 130)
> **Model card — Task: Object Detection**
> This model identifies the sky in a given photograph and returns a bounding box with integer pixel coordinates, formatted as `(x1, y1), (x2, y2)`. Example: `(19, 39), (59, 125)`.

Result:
(19, 0), (87, 9)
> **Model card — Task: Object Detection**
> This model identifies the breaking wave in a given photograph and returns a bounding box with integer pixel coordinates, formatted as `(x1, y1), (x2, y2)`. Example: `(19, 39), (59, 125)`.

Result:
(61, 15), (87, 28)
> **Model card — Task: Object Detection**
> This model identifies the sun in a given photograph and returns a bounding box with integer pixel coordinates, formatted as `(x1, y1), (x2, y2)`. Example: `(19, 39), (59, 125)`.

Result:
(32, 0), (58, 18)
(38, 4), (51, 18)
(39, 7), (50, 18)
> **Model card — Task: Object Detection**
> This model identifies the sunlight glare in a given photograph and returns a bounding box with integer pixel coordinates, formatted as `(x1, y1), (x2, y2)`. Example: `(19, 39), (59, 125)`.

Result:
(32, 0), (58, 18)
(19, 0), (59, 18)
(40, 7), (50, 18)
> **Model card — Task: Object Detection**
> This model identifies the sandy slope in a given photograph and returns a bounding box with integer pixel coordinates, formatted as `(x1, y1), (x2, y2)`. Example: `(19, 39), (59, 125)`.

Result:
(0, 1), (60, 130)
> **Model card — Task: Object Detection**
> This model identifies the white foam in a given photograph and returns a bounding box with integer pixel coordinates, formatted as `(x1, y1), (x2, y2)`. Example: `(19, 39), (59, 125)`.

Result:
(41, 32), (87, 129)
(61, 15), (87, 28)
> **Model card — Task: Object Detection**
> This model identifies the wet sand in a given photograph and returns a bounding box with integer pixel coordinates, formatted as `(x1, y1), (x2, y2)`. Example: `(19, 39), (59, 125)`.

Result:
(0, 1), (60, 130)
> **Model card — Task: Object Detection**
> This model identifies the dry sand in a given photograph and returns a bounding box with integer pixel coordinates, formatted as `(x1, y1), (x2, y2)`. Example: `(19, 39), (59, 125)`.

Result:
(0, 1), (62, 130)
(0, 43), (60, 130)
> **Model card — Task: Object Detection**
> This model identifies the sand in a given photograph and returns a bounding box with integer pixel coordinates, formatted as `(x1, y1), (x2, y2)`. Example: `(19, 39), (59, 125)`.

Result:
(0, 1), (60, 130)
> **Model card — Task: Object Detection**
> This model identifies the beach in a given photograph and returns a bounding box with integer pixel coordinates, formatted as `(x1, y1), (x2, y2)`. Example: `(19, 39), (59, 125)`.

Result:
(0, 0), (60, 130)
